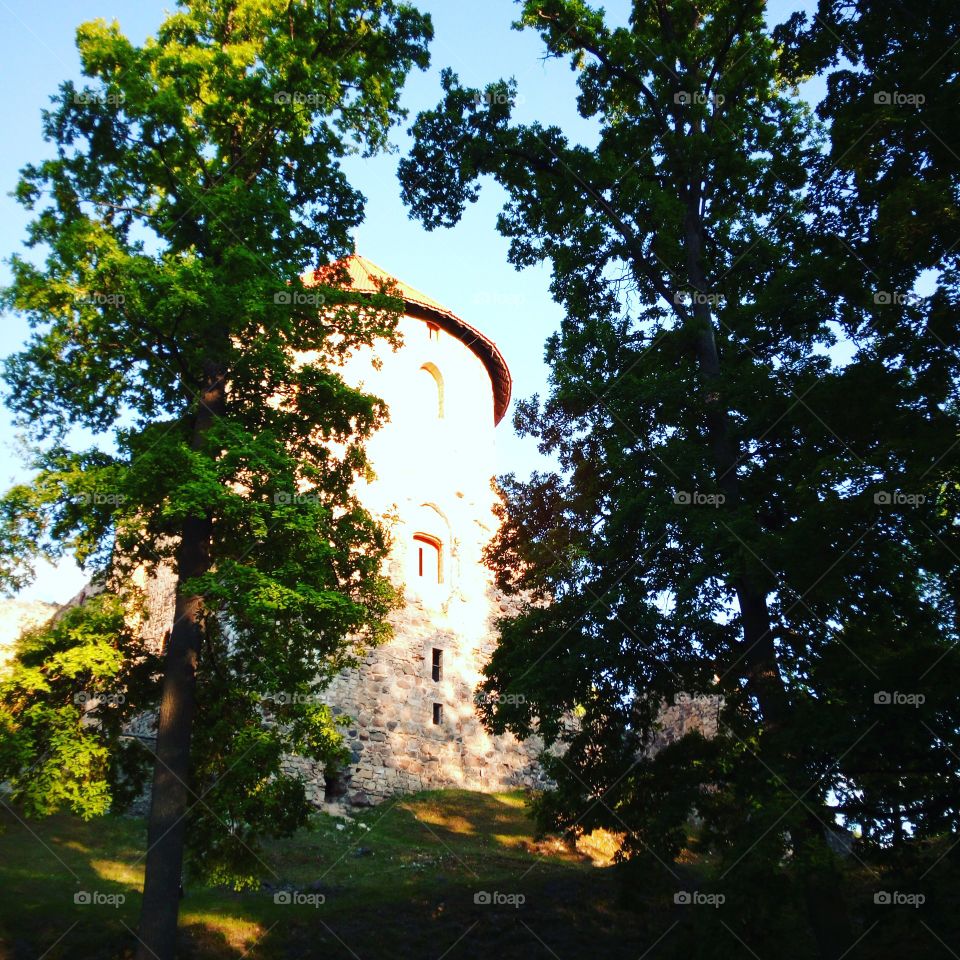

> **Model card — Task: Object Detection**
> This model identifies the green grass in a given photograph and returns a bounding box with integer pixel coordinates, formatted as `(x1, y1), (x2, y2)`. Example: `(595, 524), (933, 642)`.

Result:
(0, 790), (659, 959)
(6, 791), (941, 959)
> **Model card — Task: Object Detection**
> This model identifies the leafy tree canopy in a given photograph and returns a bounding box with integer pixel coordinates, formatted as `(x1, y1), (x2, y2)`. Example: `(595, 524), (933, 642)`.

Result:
(401, 1), (959, 955)
(0, 0), (431, 915)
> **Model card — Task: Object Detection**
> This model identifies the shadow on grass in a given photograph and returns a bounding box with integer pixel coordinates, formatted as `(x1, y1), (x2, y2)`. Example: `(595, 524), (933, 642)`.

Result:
(7, 791), (950, 959)
(0, 792), (664, 960)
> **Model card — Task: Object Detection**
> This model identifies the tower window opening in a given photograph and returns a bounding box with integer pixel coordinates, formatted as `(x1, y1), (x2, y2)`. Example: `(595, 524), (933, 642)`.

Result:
(432, 648), (443, 682)
(433, 702), (444, 725)
(418, 362), (444, 418)
(413, 533), (442, 585)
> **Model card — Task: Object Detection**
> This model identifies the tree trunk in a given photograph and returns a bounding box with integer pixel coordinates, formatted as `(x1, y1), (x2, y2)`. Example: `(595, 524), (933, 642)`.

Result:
(679, 203), (852, 958)
(134, 361), (226, 960)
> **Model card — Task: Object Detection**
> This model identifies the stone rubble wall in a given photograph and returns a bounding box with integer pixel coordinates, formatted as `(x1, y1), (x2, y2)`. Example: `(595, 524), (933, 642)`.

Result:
(646, 693), (722, 755)
(0, 599), (60, 676)
(316, 582), (545, 806)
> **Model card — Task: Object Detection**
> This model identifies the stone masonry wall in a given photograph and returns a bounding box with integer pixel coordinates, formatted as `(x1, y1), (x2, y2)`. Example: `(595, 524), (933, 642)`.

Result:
(0, 599), (59, 676)
(319, 579), (544, 806)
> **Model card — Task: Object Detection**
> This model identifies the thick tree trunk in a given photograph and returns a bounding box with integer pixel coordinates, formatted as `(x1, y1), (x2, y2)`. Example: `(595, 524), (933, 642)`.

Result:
(680, 205), (852, 958)
(134, 362), (226, 960)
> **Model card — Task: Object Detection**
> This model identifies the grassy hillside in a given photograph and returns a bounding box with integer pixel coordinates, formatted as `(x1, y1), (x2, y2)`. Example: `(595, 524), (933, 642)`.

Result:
(0, 790), (662, 959)
(2, 787), (945, 958)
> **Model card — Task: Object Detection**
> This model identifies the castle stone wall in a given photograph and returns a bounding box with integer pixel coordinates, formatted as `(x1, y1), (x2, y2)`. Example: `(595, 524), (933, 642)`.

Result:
(0, 599), (59, 676)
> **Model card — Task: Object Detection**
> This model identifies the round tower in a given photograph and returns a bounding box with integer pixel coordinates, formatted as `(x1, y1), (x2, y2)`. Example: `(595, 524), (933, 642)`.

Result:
(313, 254), (541, 805)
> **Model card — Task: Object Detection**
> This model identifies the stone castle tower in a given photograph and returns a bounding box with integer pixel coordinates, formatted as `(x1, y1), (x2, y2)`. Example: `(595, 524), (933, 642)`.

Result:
(0, 254), (543, 807)
(298, 254), (541, 805)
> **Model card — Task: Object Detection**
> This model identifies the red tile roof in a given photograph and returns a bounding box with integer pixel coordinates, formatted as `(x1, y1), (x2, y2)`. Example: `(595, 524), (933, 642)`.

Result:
(310, 254), (512, 425)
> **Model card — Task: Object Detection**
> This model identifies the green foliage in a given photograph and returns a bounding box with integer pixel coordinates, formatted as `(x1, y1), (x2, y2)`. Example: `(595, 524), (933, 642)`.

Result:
(401, 0), (960, 951)
(0, 593), (154, 818)
(0, 0), (432, 892)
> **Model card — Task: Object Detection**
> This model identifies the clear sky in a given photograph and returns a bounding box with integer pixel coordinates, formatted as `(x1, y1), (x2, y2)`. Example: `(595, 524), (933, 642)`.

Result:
(0, 0), (814, 601)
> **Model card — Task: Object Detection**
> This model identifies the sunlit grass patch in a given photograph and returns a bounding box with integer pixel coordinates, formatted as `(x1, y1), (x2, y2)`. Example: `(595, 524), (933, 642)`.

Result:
(90, 857), (143, 886)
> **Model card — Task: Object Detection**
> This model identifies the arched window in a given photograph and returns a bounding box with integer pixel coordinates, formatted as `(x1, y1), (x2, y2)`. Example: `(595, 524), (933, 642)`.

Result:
(417, 362), (444, 419)
(413, 533), (443, 585)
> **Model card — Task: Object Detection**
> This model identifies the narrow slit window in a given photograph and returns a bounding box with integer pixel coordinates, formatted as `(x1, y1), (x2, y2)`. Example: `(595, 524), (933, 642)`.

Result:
(413, 533), (442, 584)
(432, 648), (443, 682)
(432, 703), (443, 725)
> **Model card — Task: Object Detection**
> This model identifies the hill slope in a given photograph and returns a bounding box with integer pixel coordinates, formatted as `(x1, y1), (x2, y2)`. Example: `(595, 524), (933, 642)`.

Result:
(0, 789), (662, 960)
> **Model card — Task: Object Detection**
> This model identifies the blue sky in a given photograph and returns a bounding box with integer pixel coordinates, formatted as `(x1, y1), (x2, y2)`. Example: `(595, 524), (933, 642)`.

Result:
(0, 0), (814, 601)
